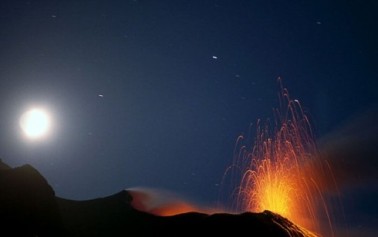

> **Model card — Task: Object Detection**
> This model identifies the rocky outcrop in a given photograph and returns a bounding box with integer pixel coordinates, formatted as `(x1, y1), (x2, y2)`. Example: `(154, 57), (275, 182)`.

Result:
(0, 160), (63, 236)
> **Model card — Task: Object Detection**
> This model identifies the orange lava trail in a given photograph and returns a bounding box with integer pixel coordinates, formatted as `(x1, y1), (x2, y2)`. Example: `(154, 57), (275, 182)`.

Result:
(228, 80), (335, 236)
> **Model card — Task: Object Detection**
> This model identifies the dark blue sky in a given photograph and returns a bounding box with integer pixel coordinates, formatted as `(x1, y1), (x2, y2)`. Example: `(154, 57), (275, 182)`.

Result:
(0, 0), (377, 235)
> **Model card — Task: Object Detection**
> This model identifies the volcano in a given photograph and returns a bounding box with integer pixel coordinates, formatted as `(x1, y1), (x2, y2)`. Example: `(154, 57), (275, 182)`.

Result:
(0, 160), (315, 236)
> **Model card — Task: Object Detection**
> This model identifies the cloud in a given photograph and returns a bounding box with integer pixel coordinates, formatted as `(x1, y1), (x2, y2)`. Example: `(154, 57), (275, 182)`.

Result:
(318, 106), (378, 190)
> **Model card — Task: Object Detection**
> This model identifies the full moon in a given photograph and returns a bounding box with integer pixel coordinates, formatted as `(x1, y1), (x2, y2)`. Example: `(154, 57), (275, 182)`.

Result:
(20, 108), (51, 139)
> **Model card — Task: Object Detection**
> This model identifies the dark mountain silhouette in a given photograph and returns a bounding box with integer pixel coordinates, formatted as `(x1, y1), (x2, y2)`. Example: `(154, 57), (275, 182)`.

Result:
(0, 160), (315, 236)
(0, 160), (63, 236)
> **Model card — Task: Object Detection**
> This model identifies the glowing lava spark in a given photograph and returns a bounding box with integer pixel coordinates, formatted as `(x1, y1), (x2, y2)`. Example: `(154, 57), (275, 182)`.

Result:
(227, 81), (336, 237)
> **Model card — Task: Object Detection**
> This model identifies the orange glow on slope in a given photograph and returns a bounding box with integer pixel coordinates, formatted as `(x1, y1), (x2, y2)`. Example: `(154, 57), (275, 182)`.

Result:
(128, 188), (218, 217)
(129, 189), (197, 216)
(229, 81), (335, 236)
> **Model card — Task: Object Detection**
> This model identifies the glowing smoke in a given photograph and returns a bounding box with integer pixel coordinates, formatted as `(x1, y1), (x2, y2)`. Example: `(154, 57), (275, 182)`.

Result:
(128, 187), (220, 216)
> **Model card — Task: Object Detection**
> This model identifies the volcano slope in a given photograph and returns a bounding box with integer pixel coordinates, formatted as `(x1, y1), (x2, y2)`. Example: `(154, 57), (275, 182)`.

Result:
(0, 160), (314, 237)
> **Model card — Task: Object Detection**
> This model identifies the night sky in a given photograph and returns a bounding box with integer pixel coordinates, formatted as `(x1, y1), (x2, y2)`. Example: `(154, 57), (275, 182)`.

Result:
(1, 0), (377, 235)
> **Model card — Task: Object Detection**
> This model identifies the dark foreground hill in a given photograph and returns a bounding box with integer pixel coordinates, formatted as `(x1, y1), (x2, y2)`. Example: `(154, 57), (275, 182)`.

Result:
(0, 160), (314, 236)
